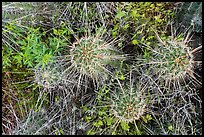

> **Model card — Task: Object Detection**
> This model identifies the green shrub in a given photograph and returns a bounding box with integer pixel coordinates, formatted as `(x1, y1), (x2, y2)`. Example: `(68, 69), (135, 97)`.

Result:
(112, 2), (175, 48)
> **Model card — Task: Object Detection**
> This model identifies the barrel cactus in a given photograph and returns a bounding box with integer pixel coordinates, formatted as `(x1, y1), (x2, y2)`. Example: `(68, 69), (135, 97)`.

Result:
(110, 79), (147, 123)
(63, 27), (126, 89)
(137, 28), (201, 89)
(33, 62), (63, 89)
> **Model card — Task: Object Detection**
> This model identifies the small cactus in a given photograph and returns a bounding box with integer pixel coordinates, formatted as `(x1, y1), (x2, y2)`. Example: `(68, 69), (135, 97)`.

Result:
(33, 62), (63, 89)
(70, 36), (119, 79)
(137, 27), (201, 89)
(63, 28), (126, 89)
(110, 75), (147, 123)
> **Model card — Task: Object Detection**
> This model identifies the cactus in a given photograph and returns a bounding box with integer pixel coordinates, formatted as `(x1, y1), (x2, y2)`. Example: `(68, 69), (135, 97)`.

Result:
(33, 62), (63, 89)
(110, 72), (147, 123)
(62, 27), (126, 90)
(111, 85), (146, 123)
(71, 37), (121, 80)
(137, 27), (201, 90)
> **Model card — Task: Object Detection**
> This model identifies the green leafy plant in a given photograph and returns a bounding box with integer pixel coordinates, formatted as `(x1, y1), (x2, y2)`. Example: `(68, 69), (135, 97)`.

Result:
(15, 27), (55, 68)
(3, 21), (69, 70)
(112, 2), (175, 48)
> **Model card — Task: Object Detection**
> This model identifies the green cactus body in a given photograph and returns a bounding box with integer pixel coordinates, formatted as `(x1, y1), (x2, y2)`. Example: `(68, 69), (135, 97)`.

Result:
(111, 84), (146, 123)
(34, 63), (62, 89)
(152, 39), (193, 82)
(69, 35), (125, 83)
(138, 27), (195, 87)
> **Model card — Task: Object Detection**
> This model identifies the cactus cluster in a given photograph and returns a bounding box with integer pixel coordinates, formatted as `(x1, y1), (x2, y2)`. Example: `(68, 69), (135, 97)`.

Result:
(2, 2), (202, 135)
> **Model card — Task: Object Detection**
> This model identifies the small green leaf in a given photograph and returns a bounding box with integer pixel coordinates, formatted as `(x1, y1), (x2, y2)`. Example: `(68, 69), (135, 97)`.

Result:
(41, 53), (53, 68)
(55, 96), (60, 103)
(168, 125), (173, 131)
(53, 28), (58, 35)
(85, 116), (91, 122)
(124, 24), (129, 30)
(59, 128), (64, 135)
(82, 106), (88, 111)
(148, 35), (154, 40)
(97, 120), (103, 126)
(118, 42), (123, 47)
(150, 4), (155, 8)
(141, 36), (145, 42)
(130, 10), (140, 18)
(137, 31), (142, 35)
(14, 54), (23, 65)
(16, 40), (26, 45)
(93, 120), (103, 127)
(156, 3), (163, 7)
(112, 132), (116, 135)
(120, 121), (130, 131)
(87, 130), (95, 135)
(141, 116), (148, 123)
(146, 114), (152, 121)
(112, 31), (117, 38)
(98, 110), (106, 116)
(147, 42), (151, 46)
(106, 117), (113, 126)
(120, 74), (125, 81)
(115, 10), (126, 19)
(132, 39), (139, 45)
(27, 61), (33, 68)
